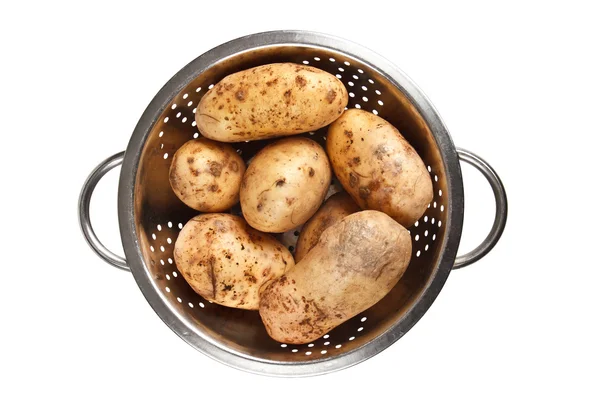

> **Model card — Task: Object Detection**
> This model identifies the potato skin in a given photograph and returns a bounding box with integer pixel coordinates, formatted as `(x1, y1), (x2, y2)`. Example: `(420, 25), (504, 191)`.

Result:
(174, 214), (294, 310)
(196, 63), (348, 142)
(240, 137), (331, 233)
(294, 192), (360, 262)
(259, 210), (411, 344)
(169, 138), (245, 212)
(326, 109), (433, 227)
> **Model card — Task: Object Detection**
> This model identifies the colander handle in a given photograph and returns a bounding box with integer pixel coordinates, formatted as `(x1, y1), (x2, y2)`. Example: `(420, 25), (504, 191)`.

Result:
(453, 148), (508, 269)
(78, 151), (129, 272)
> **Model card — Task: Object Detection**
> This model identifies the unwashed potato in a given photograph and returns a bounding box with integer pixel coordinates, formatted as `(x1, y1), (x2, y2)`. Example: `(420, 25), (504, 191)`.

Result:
(259, 210), (411, 344)
(196, 63), (348, 142)
(169, 138), (245, 212)
(326, 109), (433, 227)
(240, 137), (331, 233)
(174, 214), (294, 310)
(294, 191), (360, 262)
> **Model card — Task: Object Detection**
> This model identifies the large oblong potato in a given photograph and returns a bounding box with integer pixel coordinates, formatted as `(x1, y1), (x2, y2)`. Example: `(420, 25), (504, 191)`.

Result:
(169, 138), (245, 212)
(196, 63), (348, 142)
(240, 137), (331, 233)
(174, 214), (294, 310)
(326, 109), (433, 227)
(259, 210), (411, 344)
(294, 192), (360, 262)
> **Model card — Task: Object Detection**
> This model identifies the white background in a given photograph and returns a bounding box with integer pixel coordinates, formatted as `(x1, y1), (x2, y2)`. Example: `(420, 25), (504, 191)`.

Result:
(1, 1), (598, 399)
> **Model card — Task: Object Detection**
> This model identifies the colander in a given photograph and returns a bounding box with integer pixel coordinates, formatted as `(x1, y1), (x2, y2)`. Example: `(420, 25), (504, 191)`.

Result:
(78, 31), (507, 377)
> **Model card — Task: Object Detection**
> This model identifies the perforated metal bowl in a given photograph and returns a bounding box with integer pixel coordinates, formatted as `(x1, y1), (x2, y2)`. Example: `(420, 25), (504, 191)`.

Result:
(78, 31), (507, 377)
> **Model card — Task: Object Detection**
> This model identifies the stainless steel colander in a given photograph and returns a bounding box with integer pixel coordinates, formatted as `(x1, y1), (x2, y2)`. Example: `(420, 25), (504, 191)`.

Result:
(78, 31), (507, 377)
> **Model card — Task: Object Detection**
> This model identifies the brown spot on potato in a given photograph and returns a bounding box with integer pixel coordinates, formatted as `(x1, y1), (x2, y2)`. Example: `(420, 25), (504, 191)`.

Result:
(352, 156), (361, 165)
(295, 75), (307, 87)
(308, 167), (315, 177)
(349, 172), (359, 188)
(359, 186), (371, 199)
(275, 178), (286, 187)
(244, 271), (258, 284)
(208, 256), (217, 298)
(187, 157), (194, 164)
(326, 89), (337, 103)
(286, 197), (295, 206)
(209, 184), (219, 192)
(368, 180), (382, 192)
(374, 144), (388, 160)
(283, 89), (292, 104)
(257, 203), (263, 211)
(218, 104), (224, 110)
(229, 160), (239, 172)
(266, 78), (278, 87)
(222, 283), (233, 291)
(209, 161), (222, 177)
(344, 130), (353, 138)
(235, 90), (246, 101)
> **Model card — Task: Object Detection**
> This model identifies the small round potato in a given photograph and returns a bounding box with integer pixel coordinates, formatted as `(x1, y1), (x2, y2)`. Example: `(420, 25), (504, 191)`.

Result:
(240, 137), (331, 233)
(326, 109), (433, 227)
(259, 210), (412, 344)
(294, 192), (360, 262)
(174, 214), (294, 310)
(196, 63), (348, 142)
(169, 138), (245, 212)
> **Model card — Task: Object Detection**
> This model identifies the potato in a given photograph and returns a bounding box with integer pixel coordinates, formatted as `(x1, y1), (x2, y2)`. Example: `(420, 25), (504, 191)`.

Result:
(326, 109), (433, 227)
(169, 138), (245, 212)
(240, 137), (331, 233)
(174, 214), (294, 310)
(294, 192), (360, 262)
(196, 63), (348, 142)
(259, 210), (411, 344)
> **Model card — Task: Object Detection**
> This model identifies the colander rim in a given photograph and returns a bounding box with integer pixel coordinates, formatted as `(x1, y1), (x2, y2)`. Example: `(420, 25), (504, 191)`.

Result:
(118, 30), (464, 377)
